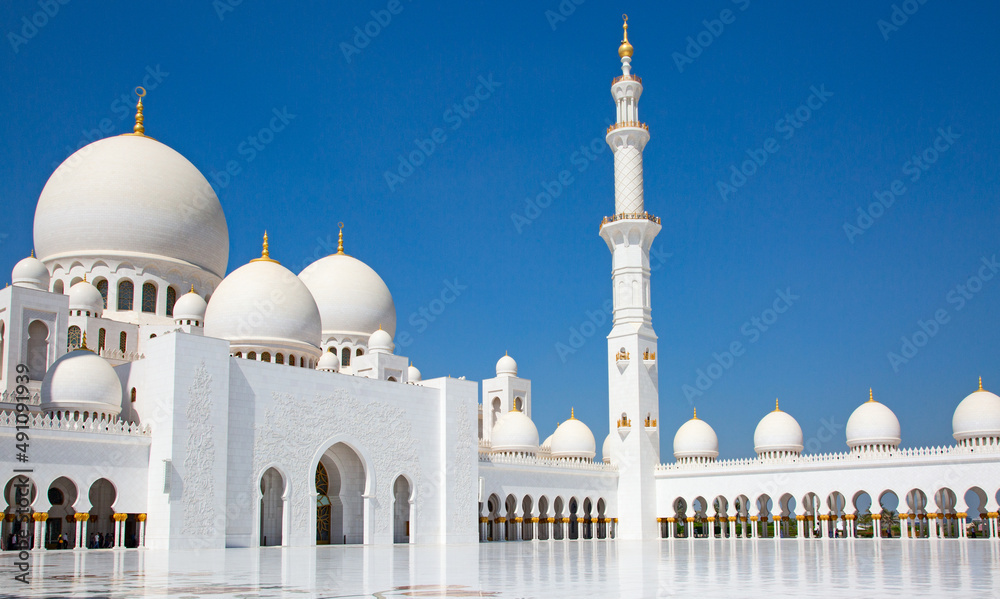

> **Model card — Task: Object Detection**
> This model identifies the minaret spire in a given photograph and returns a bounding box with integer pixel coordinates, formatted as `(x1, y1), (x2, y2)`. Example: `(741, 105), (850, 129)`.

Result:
(336, 222), (345, 255)
(131, 86), (146, 136)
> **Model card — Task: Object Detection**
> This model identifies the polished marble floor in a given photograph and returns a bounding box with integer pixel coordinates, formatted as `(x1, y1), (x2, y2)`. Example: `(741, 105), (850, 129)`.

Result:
(2, 539), (998, 598)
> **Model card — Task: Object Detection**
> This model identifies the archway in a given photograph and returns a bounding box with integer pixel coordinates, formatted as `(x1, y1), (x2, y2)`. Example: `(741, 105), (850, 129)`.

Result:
(486, 494), (500, 541)
(2, 476), (36, 551)
(553, 497), (565, 540)
(393, 475), (411, 543)
(692, 496), (708, 538)
(568, 497), (579, 540)
(965, 487), (990, 538)
(755, 494), (773, 538)
(259, 467), (284, 547)
(521, 496), (534, 541)
(877, 490), (900, 538)
(27, 320), (48, 379)
(88, 479), (116, 548)
(852, 491), (873, 538)
(713, 496), (729, 538)
(826, 491), (846, 538)
(906, 488), (929, 538)
(801, 492), (821, 538)
(504, 495), (517, 541)
(777, 494), (796, 538)
(597, 498), (607, 539)
(315, 443), (366, 545)
(673, 497), (688, 538)
(46, 477), (78, 549)
(934, 487), (958, 538)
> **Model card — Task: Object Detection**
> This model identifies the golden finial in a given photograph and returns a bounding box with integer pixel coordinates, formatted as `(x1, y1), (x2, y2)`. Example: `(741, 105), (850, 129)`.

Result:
(190, 284), (195, 293)
(81, 332), (89, 351)
(618, 14), (633, 58)
(250, 231), (279, 264)
(868, 388), (874, 403)
(30, 249), (34, 258)
(336, 222), (345, 255)
(693, 407), (698, 420)
(570, 407), (576, 420)
(82, 274), (87, 283)
(511, 402), (521, 413)
(131, 87), (146, 136)
(979, 376), (983, 391)
(774, 398), (780, 412)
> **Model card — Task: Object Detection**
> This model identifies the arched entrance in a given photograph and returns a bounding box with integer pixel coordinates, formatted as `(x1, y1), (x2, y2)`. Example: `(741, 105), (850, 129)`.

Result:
(2, 476), (36, 550)
(47, 477), (78, 549)
(259, 467), (284, 547)
(315, 443), (366, 545)
(393, 476), (411, 543)
(88, 479), (116, 548)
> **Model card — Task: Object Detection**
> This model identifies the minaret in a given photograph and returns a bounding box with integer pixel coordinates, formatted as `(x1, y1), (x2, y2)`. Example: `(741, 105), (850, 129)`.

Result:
(600, 15), (662, 541)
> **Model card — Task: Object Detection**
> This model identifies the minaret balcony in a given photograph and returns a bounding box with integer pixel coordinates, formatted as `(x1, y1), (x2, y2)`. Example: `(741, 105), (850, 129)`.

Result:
(606, 120), (648, 134)
(612, 73), (642, 85)
(615, 350), (630, 372)
(600, 212), (661, 227)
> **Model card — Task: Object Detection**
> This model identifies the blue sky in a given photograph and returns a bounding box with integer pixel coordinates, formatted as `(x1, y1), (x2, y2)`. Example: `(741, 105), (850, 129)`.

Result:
(1, 1), (998, 458)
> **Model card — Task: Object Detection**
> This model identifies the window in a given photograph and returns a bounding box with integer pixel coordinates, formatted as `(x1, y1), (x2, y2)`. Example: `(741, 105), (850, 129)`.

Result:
(98, 328), (106, 350)
(356, 348), (364, 357)
(288, 354), (295, 366)
(166, 286), (177, 316)
(96, 279), (108, 308)
(248, 351), (257, 360)
(67, 325), (81, 350)
(130, 388), (136, 403)
(119, 331), (127, 353)
(275, 353), (284, 364)
(117, 280), (134, 311)
(141, 282), (157, 313)
(341, 347), (351, 367)
(262, 352), (271, 363)
(53, 280), (64, 294)
(234, 352), (242, 358)
(27, 320), (49, 379)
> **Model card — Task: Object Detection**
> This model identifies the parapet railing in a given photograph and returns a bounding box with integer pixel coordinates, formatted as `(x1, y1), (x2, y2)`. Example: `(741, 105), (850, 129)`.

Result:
(601, 212), (661, 226)
(0, 410), (151, 437)
(607, 120), (648, 134)
(612, 73), (642, 85)
(480, 450), (617, 472)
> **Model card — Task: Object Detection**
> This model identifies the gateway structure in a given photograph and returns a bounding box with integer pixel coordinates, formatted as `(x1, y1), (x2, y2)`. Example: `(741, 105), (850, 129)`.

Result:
(1, 18), (999, 552)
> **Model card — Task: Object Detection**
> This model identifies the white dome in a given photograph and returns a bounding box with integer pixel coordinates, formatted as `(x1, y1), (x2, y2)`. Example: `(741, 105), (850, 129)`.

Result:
(298, 252), (396, 339)
(68, 280), (104, 314)
(204, 255), (322, 356)
(673, 412), (719, 460)
(40, 349), (122, 417)
(953, 381), (1000, 442)
(846, 391), (901, 449)
(496, 354), (517, 377)
(753, 402), (803, 455)
(34, 135), (229, 278)
(12, 254), (49, 290)
(539, 434), (553, 456)
(173, 289), (208, 321)
(317, 351), (340, 372)
(408, 364), (422, 382)
(368, 328), (394, 354)
(550, 412), (596, 459)
(491, 408), (539, 454)
(602, 433), (612, 463)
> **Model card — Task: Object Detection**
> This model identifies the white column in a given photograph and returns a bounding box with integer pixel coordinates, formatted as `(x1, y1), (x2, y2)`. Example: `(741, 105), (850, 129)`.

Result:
(33, 516), (44, 550)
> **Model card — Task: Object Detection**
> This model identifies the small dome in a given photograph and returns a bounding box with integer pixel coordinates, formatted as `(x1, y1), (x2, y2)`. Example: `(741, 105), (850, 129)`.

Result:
(68, 280), (104, 315)
(41, 349), (122, 417)
(491, 408), (539, 454)
(317, 351), (340, 372)
(368, 328), (394, 354)
(173, 288), (207, 321)
(753, 401), (803, 456)
(298, 251), (396, 339)
(12, 254), (49, 290)
(539, 434), (554, 457)
(846, 390), (901, 450)
(34, 135), (229, 279)
(496, 353), (517, 377)
(602, 433), (613, 463)
(550, 411), (596, 459)
(204, 248), (322, 357)
(408, 364), (422, 382)
(953, 379), (1000, 443)
(673, 411), (719, 460)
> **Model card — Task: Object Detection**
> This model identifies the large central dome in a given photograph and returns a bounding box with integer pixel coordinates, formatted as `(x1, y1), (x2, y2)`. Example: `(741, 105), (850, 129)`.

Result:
(33, 134), (229, 278)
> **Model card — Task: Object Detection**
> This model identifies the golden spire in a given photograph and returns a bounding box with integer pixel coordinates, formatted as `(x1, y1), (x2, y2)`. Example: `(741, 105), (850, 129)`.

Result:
(336, 222), (345, 255)
(570, 407), (576, 420)
(30, 249), (34, 258)
(774, 398), (780, 412)
(82, 274), (87, 283)
(693, 407), (698, 420)
(618, 14), (633, 58)
(979, 376), (983, 391)
(190, 284), (195, 293)
(511, 402), (521, 413)
(81, 332), (89, 351)
(250, 231), (279, 263)
(130, 86), (146, 136)
(868, 388), (874, 403)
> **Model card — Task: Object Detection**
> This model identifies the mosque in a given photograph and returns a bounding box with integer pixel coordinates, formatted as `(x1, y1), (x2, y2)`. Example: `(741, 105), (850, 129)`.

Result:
(1, 17), (999, 553)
